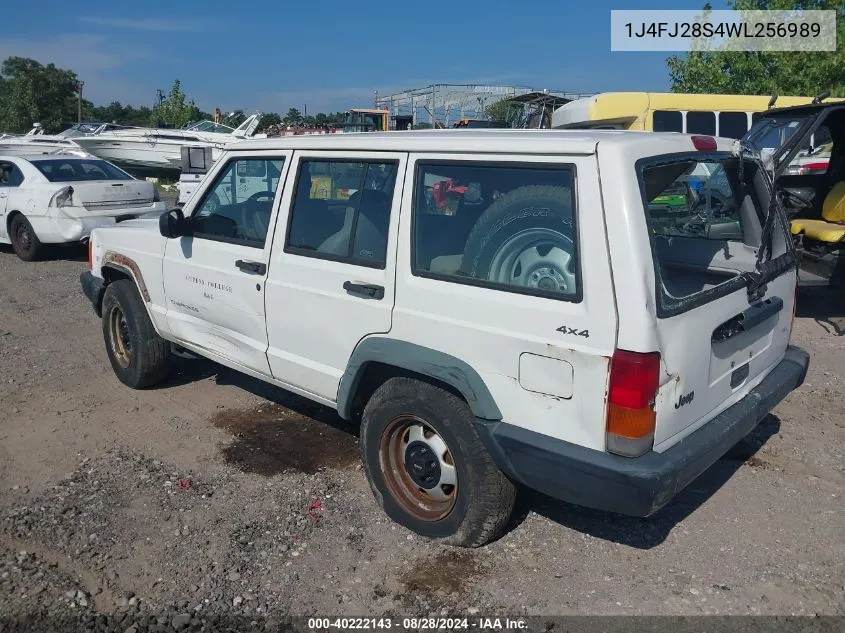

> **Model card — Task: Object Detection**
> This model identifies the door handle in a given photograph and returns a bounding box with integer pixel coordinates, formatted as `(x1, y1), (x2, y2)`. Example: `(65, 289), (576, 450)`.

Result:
(235, 259), (266, 275)
(712, 296), (783, 342)
(343, 281), (384, 300)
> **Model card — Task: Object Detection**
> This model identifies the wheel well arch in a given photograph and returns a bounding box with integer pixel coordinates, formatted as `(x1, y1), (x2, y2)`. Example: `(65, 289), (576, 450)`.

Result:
(101, 264), (132, 284)
(96, 263), (160, 334)
(344, 361), (466, 421)
(337, 338), (502, 422)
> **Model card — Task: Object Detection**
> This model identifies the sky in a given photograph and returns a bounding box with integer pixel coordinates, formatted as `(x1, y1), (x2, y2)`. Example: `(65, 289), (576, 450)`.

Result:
(2, 0), (730, 117)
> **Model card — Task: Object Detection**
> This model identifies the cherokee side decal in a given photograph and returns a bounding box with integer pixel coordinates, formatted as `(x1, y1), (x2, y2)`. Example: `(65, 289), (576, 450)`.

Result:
(169, 299), (199, 313)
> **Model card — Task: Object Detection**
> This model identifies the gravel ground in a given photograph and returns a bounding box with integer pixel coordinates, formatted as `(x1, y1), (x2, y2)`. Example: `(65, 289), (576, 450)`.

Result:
(0, 246), (843, 631)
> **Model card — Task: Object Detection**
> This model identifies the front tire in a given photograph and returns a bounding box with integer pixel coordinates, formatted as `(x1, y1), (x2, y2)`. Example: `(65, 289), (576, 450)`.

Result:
(360, 377), (516, 547)
(101, 279), (171, 388)
(9, 214), (45, 262)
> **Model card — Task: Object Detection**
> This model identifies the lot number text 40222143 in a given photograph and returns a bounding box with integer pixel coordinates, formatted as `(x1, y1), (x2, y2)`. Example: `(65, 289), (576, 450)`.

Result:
(307, 616), (529, 631)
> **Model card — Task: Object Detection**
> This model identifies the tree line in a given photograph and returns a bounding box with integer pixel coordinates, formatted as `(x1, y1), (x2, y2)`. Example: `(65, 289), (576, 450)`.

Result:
(0, 57), (353, 135)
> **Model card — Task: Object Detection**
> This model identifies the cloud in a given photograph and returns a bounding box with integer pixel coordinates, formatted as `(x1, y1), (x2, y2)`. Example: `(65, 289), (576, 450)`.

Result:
(0, 33), (160, 106)
(79, 16), (220, 32)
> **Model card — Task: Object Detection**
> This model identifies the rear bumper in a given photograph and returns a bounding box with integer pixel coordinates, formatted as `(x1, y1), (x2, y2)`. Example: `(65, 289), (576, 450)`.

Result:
(80, 271), (105, 317)
(474, 345), (810, 517)
(32, 202), (166, 243)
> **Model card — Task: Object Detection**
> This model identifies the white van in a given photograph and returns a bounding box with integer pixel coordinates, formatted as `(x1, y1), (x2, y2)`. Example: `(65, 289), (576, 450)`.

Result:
(79, 129), (809, 546)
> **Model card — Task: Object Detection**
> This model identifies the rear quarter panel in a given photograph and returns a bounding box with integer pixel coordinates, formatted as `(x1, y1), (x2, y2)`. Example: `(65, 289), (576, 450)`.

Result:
(391, 152), (618, 451)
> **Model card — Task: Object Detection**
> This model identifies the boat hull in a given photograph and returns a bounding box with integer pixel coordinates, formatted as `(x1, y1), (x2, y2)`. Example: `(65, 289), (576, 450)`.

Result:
(74, 137), (226, 173)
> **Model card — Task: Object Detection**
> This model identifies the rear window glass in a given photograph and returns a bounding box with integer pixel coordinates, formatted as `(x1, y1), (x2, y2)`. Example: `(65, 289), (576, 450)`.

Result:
(32, 159), (133, 182)
(638, 154), (785, 316)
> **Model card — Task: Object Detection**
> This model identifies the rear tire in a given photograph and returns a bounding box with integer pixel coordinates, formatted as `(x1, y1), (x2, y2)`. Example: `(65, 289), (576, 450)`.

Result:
(101, 279), (171, 388)
(360, 377), (516, 547)
(9, 214), (45, 262)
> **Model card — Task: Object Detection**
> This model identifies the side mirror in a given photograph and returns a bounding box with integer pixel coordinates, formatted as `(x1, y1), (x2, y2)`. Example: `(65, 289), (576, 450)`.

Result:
(159, 208), (186, 238)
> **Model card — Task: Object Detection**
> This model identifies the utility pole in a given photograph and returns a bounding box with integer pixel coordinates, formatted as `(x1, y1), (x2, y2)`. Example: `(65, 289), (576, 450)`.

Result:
(76, 80), (84, 124)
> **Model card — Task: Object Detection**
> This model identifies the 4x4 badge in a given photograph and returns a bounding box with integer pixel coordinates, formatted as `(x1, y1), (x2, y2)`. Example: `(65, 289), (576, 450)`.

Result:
(556, 326), (589, 338)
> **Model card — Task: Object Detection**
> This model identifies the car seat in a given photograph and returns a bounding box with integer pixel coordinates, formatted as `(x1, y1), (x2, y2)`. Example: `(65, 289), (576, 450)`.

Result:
(287, 170), (336, 249)
(318, 190), (391, 262)
(791, 181), (845, 242)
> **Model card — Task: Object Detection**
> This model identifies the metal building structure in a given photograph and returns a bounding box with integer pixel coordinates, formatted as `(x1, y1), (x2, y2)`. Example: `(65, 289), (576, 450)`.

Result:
(375, 84), (593, 129)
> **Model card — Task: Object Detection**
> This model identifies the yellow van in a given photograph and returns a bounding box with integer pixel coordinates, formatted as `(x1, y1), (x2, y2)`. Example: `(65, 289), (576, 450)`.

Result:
(551, 92), (842, 139)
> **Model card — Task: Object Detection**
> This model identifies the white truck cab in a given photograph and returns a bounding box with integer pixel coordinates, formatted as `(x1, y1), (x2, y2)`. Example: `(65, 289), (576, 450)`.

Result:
(80, 129), (809, 546)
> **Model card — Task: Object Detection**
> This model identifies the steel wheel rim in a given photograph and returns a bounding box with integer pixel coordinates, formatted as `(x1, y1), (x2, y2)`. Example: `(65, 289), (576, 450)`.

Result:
(379, 415), (457, 521)
(15, 222), (32, 252)
(488, 227), (575, 295)
(107, 305), (132, 368)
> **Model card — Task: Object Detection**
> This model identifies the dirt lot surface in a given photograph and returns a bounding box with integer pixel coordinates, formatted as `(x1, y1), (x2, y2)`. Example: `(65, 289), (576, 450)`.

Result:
(0, 246), (843, 631)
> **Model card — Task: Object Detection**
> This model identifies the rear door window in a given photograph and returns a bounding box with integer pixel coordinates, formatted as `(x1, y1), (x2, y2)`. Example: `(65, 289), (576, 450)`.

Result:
(285, 159), (398, 268)
(0, 162), (24, 187)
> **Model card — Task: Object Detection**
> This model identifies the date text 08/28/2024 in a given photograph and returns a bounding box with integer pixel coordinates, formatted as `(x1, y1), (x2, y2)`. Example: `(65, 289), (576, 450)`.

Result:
(306, 616), (528, 631)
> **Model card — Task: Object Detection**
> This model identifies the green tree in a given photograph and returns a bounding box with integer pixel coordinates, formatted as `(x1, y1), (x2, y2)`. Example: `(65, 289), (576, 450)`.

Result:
(150, 80), (203, 128)
(88, 101), (154, 127)
(258, 112), (282, 131)
(668, 0), (845, 97)
(328, 111), (347, 126)
(0, 57), (80, 133)
(283, 107), (303, 126)
(486, 99), (523, 126)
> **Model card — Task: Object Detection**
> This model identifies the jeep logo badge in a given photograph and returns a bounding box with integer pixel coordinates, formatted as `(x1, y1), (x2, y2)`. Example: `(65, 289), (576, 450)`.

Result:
(675, 390), (695, 409)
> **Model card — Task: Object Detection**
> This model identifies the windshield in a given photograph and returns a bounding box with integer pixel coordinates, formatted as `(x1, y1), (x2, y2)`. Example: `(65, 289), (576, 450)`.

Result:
(32, 159), (134, 182)
(184, 121), (235, 134)
(57, 122), (114, 137)
(744, 114), (811, 156)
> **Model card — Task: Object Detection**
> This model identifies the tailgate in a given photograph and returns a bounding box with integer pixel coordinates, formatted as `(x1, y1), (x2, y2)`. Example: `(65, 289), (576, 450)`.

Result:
(653, 270), (794, 446)
(637, 150), (797, 448)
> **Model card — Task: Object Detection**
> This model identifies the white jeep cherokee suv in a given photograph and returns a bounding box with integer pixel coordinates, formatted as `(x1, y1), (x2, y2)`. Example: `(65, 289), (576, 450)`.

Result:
(79, 130), (809, 547)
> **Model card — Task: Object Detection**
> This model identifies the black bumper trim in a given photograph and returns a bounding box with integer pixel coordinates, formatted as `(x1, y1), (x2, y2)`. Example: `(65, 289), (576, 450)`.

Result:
(80, 271), (105, 317)
(474, 345), (810, 517)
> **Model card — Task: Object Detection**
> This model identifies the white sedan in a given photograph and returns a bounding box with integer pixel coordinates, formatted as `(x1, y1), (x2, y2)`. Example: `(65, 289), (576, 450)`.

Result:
(0, 154), (166, 261)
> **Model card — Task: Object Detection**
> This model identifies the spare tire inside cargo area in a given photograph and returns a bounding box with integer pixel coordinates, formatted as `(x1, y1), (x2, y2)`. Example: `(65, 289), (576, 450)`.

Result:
(460, 185), (577, 298)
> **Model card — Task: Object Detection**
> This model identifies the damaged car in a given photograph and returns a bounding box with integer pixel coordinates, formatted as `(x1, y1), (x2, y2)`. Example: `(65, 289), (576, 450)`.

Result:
(0, 154), (165, 261)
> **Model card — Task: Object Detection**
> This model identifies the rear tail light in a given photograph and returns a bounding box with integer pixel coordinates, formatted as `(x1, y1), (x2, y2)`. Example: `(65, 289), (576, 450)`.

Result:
(606, 349), (661, 457)
(691, 135), (717, 151)
(88, 239), (93, 271)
